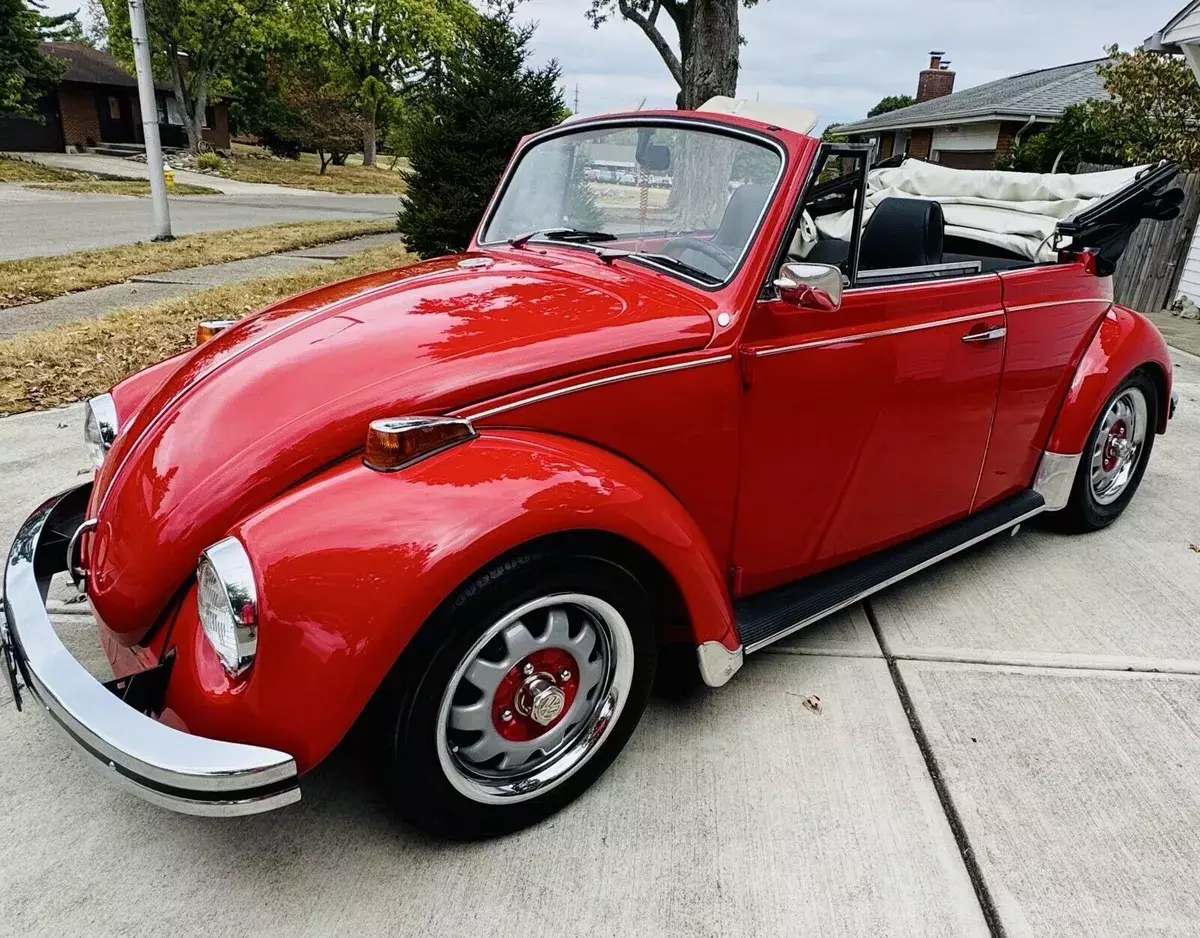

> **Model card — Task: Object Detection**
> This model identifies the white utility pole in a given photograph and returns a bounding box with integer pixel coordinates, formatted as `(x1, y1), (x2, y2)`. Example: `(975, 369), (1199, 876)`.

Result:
(127, 0), (172, 240)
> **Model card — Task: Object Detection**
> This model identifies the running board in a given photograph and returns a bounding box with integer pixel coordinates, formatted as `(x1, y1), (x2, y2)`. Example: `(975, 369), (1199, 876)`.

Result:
(735, 490), (1046, 653)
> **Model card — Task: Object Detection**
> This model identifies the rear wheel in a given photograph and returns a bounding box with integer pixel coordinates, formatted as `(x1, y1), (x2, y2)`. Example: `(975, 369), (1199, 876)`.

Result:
(1055, 371), (1157, 532)
(373, 552), (656, 840)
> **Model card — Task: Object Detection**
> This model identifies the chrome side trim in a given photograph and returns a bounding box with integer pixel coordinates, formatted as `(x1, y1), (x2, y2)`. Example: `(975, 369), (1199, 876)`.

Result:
(755, 312), (995, 358)
(1006, 298), (1110, 313)
(743, 501), (1047, 654)
(3, 484), (300, 816)
(461, 355), (734, 421)
(1033, 450), (1082, 511)
(696, 640), (744, 688)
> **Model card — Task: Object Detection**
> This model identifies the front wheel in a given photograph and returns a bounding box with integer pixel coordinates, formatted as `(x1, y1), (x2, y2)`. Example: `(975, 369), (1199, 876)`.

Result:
(1054, 370), (1158, 532)
(372, 552), (656, 840)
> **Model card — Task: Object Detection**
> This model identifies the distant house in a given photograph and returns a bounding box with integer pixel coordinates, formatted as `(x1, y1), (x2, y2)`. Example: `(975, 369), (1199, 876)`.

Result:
(0, 43), (230, 154)
(834, 53), (1107, 170)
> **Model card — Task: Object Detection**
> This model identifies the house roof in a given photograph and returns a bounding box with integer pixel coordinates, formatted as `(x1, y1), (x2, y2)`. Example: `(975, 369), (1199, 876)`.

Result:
(1144, 0), (1200, 51)
(41, 42), (171, 92)
(835, 59), (1109, 135)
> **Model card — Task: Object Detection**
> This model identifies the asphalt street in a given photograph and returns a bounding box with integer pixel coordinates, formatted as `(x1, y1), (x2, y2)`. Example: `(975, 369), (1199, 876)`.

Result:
(0, 185), (398, 260)
(0, 351), (1197, 936)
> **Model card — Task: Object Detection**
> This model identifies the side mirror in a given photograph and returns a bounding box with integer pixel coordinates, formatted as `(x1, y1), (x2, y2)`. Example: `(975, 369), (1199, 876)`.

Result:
(773, 262), (843, 312)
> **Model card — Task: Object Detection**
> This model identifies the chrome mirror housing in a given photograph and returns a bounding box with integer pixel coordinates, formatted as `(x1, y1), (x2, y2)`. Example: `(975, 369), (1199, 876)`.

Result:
(773, 262), (843, 312)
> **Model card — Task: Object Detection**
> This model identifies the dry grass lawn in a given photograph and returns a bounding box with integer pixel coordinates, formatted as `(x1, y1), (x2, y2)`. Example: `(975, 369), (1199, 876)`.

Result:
(0, 156), (217, 196)
(24, 180), (219, 196)
(0, 241), (416, 416)
(216, 149), (407, 194)
(0, 218), (396, 308)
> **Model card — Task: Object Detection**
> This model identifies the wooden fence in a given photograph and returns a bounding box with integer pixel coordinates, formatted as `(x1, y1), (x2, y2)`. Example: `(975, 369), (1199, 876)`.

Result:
(1077, 162), (1200, 312)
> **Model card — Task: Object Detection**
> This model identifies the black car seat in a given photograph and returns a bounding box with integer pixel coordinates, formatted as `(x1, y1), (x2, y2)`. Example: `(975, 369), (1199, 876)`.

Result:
(712, 184), (770, 256)
(666, 184), (770, 280)
(858, 197), (944, 270)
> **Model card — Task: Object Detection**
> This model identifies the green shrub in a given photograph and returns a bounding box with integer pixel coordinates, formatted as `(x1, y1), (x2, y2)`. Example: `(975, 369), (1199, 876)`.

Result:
(396, 15), (565, 257)
(196, 151), (223, 172)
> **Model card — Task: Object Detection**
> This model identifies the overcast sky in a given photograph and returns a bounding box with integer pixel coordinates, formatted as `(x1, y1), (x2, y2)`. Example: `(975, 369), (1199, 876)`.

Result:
(45, 0), (1187, 132)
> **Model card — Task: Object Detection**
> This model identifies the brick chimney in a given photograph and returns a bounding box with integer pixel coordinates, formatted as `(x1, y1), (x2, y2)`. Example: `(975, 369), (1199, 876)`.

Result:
(916, 51), (956, 103)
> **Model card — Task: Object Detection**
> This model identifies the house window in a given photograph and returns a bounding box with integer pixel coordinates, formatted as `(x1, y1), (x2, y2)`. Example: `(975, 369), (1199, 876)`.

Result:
(157, 95), (184, 126)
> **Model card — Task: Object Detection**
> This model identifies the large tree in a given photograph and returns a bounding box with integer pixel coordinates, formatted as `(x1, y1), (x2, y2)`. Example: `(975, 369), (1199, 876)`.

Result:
(867, 94), (915, 118)
(101, 0), (272, 154)
(1, 0), (77, 116)
(302, 0), (474, 165)
(586, 0), (764, 110)
(397, 14), (564, 256)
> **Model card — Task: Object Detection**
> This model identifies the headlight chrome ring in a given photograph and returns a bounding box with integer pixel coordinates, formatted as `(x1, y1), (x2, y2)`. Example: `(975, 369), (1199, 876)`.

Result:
(84, 393), (119, 469)
(197, 537), (259, 676)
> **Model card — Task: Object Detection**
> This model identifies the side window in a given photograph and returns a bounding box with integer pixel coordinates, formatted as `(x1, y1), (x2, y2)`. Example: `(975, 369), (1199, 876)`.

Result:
(782, 146), (869, 285)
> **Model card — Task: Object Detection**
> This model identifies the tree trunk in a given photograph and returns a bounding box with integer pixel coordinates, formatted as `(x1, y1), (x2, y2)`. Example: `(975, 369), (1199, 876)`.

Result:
(362, 101), (377, 167)
(679, 0), (740, 110)
(190, 80), (208, 154)
(169, 63), (200, 155)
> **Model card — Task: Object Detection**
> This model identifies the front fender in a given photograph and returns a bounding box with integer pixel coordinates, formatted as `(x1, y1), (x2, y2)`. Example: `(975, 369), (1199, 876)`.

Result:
(161, 430), (734, 772)
(1046, 305), (1173, 456)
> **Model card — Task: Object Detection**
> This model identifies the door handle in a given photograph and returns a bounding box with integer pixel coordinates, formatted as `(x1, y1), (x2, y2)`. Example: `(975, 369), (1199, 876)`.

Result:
(962, 325), (1007, 343)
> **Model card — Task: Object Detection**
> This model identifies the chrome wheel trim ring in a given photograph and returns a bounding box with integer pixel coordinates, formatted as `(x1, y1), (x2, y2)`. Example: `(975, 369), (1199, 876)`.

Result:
(435, 592), (635, 805)
(1090, 387), (1148, 506)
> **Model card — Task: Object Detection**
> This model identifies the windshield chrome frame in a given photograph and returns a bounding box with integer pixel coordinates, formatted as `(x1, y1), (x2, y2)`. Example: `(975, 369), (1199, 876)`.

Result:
(476, 115), (790, 291)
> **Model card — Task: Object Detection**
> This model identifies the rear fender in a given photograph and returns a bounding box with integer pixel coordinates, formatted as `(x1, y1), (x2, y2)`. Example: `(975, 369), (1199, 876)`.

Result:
(1046, 305), (1173, 455)
(161, 430), (734, 772)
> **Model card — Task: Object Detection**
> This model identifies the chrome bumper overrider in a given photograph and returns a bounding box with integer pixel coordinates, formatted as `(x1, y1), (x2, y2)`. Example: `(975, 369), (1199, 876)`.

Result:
(1, 484), (300, 817)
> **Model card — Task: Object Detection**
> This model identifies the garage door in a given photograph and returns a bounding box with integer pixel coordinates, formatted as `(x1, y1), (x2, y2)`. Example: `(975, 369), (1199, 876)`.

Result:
(936, 150), (995, 171)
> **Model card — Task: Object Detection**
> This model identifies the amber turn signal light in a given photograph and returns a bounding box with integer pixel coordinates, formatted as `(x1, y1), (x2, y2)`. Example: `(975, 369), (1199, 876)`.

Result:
(195, 319), (239, 345)
(364, 417), (477, 472)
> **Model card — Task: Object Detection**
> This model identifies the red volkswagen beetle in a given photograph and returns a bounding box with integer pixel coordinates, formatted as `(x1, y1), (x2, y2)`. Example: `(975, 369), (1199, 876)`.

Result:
(2, 103), (1182, 839)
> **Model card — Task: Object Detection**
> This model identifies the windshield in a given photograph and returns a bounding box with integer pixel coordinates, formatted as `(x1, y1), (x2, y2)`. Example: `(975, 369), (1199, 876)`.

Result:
(481, 123), (784, 284)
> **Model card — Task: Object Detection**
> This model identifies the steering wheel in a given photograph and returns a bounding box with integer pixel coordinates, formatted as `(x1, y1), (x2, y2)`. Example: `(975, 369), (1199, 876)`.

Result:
(663, 237), (737, 272)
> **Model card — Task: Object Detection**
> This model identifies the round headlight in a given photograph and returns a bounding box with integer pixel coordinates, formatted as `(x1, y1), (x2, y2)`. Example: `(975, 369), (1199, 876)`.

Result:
(197, 537), (258, 675)
(83, 393), (118, 469)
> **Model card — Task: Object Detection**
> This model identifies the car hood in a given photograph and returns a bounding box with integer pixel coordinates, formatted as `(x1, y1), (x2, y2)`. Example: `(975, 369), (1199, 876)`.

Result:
(87, 251), (714, 642)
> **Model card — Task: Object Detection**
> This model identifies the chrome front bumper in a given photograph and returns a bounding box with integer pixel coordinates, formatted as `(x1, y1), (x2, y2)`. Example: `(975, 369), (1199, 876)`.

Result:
(2, 484), (300, 817)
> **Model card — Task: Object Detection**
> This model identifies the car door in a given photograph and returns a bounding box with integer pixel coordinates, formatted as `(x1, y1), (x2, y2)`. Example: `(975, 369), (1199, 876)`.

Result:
(733, 274), (1007, 595)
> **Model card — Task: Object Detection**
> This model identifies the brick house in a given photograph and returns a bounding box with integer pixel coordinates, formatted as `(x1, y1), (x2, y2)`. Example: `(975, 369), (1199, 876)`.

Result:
(834, 53), (1107, 170)
(0, 43), (230, 153)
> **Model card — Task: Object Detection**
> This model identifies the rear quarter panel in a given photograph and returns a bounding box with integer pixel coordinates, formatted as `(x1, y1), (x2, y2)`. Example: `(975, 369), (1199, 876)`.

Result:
(973, 259), (1114, 508)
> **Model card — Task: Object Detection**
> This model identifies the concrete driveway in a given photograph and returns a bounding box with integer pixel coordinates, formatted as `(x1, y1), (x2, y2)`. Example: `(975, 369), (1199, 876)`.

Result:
(0, 352), (1196, 936)
(0, 181), (396, 261)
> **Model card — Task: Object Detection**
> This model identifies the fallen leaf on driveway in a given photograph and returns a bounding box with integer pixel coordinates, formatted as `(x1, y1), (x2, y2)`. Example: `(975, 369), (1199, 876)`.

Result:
(1190, 544), (1200, 553)
(801, 695), (821, 714)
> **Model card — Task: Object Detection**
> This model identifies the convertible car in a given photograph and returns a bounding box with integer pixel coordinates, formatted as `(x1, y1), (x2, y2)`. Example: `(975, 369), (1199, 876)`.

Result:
(2, 99), (1182, 839)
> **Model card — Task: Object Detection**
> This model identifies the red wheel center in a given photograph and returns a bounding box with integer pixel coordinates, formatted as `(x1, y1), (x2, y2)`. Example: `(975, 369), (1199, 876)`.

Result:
(1102, 419), (1128, 472)
(492, 648), (580, 741)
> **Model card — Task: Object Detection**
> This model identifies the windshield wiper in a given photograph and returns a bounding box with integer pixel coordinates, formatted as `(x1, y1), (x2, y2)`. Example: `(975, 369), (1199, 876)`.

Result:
(508, 227), (618, 249)
(624, 251), (722, 284)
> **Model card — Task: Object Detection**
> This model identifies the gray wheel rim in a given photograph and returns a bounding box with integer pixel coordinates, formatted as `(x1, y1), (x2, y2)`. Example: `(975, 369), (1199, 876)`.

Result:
(1089, 387), (1148, 506)
(435, 592), (635, 805)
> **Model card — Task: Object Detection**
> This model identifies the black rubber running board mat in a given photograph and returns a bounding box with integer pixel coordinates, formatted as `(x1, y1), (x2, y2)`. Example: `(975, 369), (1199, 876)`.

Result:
(735, 489), (1045, 651)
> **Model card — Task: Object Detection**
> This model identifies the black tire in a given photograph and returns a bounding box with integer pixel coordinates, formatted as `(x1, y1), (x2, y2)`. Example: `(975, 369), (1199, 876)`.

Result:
(370, 551), (657, 840)
(1053, 370), (1158, 533)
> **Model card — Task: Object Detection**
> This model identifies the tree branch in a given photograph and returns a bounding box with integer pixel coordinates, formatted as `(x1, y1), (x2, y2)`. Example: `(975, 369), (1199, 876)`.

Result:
(617, 0), (682, 87)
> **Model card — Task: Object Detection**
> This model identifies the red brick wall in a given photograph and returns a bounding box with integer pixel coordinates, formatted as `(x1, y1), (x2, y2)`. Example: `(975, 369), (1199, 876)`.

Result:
(916, 69), (955, 103)
(202, 102), (231, 151)
(909, 128), (933, 160)
(58, 83), (100, 147)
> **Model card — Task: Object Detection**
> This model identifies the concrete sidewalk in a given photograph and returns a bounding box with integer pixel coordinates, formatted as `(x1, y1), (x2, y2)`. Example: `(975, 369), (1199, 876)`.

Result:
(0, 231), (404, 339)
(0, 349), (1196, 935)
(5, 150), (332, 197)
